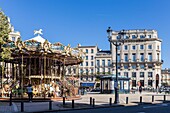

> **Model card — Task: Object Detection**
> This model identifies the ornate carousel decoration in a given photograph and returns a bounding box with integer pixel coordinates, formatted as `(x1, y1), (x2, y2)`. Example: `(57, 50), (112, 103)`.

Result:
(0, 29), (85, 98)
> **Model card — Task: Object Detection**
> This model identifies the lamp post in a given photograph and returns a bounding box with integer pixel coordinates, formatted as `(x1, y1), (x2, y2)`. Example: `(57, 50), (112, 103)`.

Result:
(107, 27), (125, 104)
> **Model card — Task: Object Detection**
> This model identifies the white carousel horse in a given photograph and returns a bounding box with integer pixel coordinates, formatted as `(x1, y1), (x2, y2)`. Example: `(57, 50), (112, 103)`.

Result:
(34, 29), (43, 35)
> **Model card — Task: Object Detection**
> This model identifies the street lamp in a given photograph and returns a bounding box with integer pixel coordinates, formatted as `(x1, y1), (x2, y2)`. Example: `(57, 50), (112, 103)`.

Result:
(107, 27), (125, 104)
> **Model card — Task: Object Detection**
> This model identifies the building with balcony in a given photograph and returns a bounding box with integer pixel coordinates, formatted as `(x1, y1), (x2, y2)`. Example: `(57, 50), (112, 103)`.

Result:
(110, 29), (163, 89)
(64, 29), (163, 90)
(161, 68), (170, 86)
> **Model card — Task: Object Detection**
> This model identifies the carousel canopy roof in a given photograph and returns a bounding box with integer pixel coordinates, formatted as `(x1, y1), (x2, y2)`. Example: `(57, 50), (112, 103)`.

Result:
(4, 29), (85, 66)
(26, 35), (46, 44)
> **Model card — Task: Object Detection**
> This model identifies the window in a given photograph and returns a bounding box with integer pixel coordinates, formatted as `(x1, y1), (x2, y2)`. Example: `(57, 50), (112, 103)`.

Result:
(86, 69), (89, 75)
(148, 80), (152, 86)
(91, 76), (94, 81)
(148, 64), (153, 69)
(102, 68), (105, 74)
(124, 65), (128, 69)
(148, 72), (153, 77)
(91, 62), (94, 66)
(140, 80), (144, 87)
(116, 35), (120, 39)
(91, 69), (94, 74)
(86, 56), (88, 60)
(73, 69), (76, 74)
(118, 72), (120, 76)
(86, 62), (88, 66)
(132, 35), (136, 39)
(132, 45), (136, 50)
(124, 45), (128, 50)
(132, 72), (136, 77)
(68, 68), (71, 74)
(132, 65), (136, 69)
(148, 45), (152, 49)
(124, 54), (128, 62)
(108, 68), (111, 74)
(12, 37), (15, 41)
(97, 60), (100, 66)
(157, 45), (159, 50)
(124, 72), (128, 77)
(140, 64), (145, 69)
(86, 76), (88, 81)
(140, 53), (144, 61)
(97, 68), (100, 73)
(80, 63), (83, 66)
(148, 35), (151, 38)
(140, 35), (145, 39)
(140, 72), (144, 77)
(148, 53), (152, 61)
(117, 64), (120, 69)
(132, 53), (136, 62)
(117, 54), (121, 62)
(157, 53), (160, 61)
(86, 49), (88, 53)
(108, 60), (111, 66)
(102, 60), (105, 66)
(91, 56), (94, 60)
(91, 49), (94, 53)
(125, 35), (129, 39)
(132, 80), (136, 87)
(80, 69), (83, 74)
(140, 45), (144, 50)
(118, 46), (120, 50)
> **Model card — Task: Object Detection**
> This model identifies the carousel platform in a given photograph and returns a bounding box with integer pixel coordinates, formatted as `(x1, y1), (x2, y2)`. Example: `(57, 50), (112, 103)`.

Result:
(0, 96), (81, 102)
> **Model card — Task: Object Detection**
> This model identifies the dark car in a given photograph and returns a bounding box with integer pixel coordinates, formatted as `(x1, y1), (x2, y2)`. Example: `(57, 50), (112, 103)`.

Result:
(159, 86), (170, 94)
(87, 89), (100, 94)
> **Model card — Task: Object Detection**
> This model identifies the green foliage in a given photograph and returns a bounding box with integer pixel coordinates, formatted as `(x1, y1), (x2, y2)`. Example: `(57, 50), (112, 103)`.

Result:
(0, 9), (12, 60)
(1, 47), (12, 59)
(0, 9), (11, 44)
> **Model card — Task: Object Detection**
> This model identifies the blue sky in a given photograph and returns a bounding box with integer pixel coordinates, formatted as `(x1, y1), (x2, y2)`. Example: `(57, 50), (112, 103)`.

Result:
(0, 0), (170, 68)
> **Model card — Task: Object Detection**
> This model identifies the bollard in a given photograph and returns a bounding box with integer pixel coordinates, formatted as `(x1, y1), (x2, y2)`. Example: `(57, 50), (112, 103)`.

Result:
(9, 93), (12, 106)
(90, 97), (92, 106)
(164, 95), (166, 101)
(63, 97), (65, 105)
(49, 100), (52, 110)
(93, 98), (95, 107)
(126, 97), (128, 104)
(72, 100), (74, 108)
(109, 98), (112, 106)
(152, 95), (154, 102)
(21, 101), (24, 112)
(140, 96), (142, 103)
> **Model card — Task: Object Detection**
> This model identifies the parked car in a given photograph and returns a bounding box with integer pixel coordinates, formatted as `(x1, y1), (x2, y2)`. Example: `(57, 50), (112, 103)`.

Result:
(87, 89), (101, 94)
(159, 86), (170, 94)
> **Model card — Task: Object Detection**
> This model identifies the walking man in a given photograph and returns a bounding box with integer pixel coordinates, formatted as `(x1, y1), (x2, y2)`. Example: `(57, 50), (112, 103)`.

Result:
(27, 84), (33, 102)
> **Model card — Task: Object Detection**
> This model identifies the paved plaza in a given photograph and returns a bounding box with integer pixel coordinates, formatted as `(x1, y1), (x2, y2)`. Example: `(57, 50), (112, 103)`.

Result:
(0, 92), (170, 113)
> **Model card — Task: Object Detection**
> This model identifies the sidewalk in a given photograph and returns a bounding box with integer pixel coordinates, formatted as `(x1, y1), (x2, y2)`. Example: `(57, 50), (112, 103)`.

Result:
(0, 92), (170, 113)
(0, 102), (14, 113)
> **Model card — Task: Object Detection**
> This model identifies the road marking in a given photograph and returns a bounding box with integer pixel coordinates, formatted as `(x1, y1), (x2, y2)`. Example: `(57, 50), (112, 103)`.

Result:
(143, 103), (168, 109)
(12, 102), (18, 112)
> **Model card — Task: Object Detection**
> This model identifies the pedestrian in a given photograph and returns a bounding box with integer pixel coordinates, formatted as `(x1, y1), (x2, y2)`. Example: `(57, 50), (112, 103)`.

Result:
(27, 84), (33, 102)
(139, 86), (142, 94)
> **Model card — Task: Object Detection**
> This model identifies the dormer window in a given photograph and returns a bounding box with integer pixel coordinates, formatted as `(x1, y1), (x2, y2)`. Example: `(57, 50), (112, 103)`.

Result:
(148, 35), (151, 38)
(140, 35), (145, 39)
(12, 37), (15, 41)
(132, 35), (136, 39)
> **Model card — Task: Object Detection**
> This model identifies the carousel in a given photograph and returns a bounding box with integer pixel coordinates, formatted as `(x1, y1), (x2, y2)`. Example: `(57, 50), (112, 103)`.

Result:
(0, 29), (85, 98)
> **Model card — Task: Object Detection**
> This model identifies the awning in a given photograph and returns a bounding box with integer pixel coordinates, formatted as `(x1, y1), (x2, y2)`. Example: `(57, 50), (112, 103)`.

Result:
(80, 82), (95, 87)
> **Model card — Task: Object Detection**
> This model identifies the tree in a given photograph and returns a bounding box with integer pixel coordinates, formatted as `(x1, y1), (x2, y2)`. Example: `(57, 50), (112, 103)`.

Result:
(0, 9), (11, 91)
(0, 9), (12, 60)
